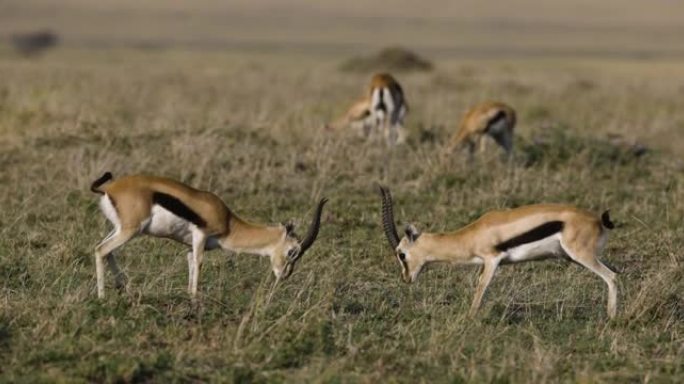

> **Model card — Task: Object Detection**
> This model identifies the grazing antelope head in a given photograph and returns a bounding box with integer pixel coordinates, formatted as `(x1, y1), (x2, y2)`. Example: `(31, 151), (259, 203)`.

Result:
(445, 101), (516, 161)
(90, 172), (327, 299)
(379, 187), (427, 283)
(327, 73), (408, 145)
(274, 200), (328, 280)
(379, 186), (619, 319)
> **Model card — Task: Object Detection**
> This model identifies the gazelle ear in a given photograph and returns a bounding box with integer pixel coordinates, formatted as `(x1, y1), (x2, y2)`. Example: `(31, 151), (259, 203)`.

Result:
(405, 224), (421, 242)
(282, 221), (295, 235)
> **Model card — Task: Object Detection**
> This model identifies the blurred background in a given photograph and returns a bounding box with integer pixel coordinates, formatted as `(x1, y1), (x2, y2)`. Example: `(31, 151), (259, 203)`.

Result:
(2, 0), (684, 58)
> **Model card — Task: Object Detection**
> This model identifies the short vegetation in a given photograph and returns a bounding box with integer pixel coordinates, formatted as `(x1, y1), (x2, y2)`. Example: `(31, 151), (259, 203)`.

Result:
(0, 50), (682, 382)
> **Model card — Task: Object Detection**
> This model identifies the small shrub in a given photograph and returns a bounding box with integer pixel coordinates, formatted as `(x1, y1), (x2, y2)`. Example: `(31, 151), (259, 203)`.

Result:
(340, 46), (433, 73)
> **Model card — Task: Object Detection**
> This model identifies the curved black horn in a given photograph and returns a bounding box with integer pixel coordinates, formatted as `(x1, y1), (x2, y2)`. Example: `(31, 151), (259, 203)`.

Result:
(298, 198), (328, 256)
(379, 186), (400, 249)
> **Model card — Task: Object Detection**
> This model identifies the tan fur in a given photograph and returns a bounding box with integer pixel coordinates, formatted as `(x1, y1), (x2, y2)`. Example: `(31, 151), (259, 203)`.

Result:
(92, 174), (319, 299)
(367, 73), (406, 102)
(403, 204), (600, 264)
(328, 73), (408, 144)
(445, 101), (516, 158)
(388, 201), (618, 318)
(102, 175), (231, 236)
(327, 98), (372, 131)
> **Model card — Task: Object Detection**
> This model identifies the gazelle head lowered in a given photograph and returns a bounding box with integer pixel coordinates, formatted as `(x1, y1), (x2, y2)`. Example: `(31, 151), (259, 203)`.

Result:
(90, 172), (328, 298)
(272, 200), (328, 280)
(379, 186), (429, 283)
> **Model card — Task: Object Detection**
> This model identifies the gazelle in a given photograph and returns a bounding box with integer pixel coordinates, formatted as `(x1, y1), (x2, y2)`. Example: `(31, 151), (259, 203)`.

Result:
(379, 186), (619, 318)
(445, 101), (516, 160)
(327, 73), (408, 145)
(90, 172), (327, 299)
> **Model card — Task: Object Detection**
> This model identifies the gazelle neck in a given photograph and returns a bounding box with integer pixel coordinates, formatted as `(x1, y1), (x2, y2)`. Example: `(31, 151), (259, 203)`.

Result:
(418, 231), (475, 264)
(220, 216), (284, 256)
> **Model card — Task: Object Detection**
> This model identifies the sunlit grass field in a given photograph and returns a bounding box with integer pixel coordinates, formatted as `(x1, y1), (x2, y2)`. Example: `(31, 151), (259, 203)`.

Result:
(0, 47), (683, 382)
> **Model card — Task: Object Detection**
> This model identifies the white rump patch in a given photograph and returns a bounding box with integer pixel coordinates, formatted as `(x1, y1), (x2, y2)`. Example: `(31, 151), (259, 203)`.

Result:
(100, 194), (120, 230)
(370, 88), (383, 112)
(382, 87), (396, 117)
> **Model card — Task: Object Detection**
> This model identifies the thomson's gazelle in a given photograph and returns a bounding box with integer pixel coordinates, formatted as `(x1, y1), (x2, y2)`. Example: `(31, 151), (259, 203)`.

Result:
(379, 187), (619, 318)
(90, 172), (327, 299)
(445, 101), (516, 160)
(327, 73), (408, 145)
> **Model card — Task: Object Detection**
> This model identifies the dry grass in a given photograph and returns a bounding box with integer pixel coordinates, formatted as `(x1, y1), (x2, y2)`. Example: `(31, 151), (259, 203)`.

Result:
(0, 48), (683, 382)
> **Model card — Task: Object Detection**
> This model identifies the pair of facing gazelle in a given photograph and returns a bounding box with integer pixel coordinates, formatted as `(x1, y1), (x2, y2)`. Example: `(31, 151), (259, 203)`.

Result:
(91, 173), (618, 318)
(329, 73), (516, 159)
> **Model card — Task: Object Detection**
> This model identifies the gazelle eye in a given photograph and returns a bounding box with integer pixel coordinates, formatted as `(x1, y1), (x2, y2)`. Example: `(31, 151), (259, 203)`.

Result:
(398, 252), (406, 261)
(287, 249), (297, 258)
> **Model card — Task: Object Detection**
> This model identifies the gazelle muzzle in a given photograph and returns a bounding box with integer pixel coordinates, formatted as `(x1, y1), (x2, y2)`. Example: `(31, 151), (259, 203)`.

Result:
(280, 198), (328, 280)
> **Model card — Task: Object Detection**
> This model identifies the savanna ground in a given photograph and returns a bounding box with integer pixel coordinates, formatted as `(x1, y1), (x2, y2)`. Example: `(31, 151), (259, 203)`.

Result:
(1, 2), (684, 383)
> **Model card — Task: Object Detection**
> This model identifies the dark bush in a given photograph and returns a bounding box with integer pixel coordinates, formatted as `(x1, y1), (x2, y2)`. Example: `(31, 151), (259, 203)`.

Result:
(10, 30), (59, 56)
(340, 46), (433, 73)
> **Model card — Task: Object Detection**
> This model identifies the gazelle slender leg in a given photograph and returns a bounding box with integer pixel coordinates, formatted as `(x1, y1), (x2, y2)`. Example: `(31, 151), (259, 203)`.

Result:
(386, 123), (397, 145)
(478, 136), (489, 155)
(391, 124), (406, 145)
(189, 228), (207, 298)
(102, 227), (126, 289)
(469, 257), (501, 317)
(561, 241), (618, 319)
(466, 141), (477, 164)
(384, 121), (392, 144)
(105, 253), (127, 290)
(94, 228), (137, 298)
(186, 251), (194, 292)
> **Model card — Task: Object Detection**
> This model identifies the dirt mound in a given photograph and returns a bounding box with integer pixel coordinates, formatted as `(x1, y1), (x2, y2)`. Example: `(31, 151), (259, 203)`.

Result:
(340, 46), (433, 73)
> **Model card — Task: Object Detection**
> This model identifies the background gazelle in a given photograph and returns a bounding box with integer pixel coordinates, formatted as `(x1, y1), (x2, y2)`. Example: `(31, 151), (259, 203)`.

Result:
(327, 72), (408, 145)
(90, 172), (327, 299)
(379, 186), (619, 318)
(445, 101), (516, 160)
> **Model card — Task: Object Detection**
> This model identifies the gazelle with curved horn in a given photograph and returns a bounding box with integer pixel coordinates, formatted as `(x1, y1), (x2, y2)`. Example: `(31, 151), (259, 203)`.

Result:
(90, 172), (327, 299)
(379, 186), (619, 318)
(445, 101), (516, 160)
(327, 73), (408, 145)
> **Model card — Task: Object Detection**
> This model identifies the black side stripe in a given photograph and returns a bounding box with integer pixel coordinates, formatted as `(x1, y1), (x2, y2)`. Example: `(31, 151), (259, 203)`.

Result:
(495, 221), (564, 252)
(152, 192), (207, 228)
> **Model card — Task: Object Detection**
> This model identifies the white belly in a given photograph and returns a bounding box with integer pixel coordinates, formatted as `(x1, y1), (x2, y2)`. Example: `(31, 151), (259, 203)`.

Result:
(503, 234), (565, 263)
(142, 205), (221, 250)
(143, 205), (194, 244)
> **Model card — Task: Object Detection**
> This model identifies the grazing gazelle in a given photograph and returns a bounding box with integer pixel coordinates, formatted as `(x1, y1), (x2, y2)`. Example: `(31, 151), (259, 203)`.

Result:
(445, 101), (516, 160)
(90, 172), (327, 299)
(327, 73), (408, 145)
(379, 186), (619, 318)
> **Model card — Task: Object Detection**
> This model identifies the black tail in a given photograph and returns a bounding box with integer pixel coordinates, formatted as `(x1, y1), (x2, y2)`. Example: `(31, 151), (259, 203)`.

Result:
(601, 210), (615, 230)
(90, 172), (113, 194)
